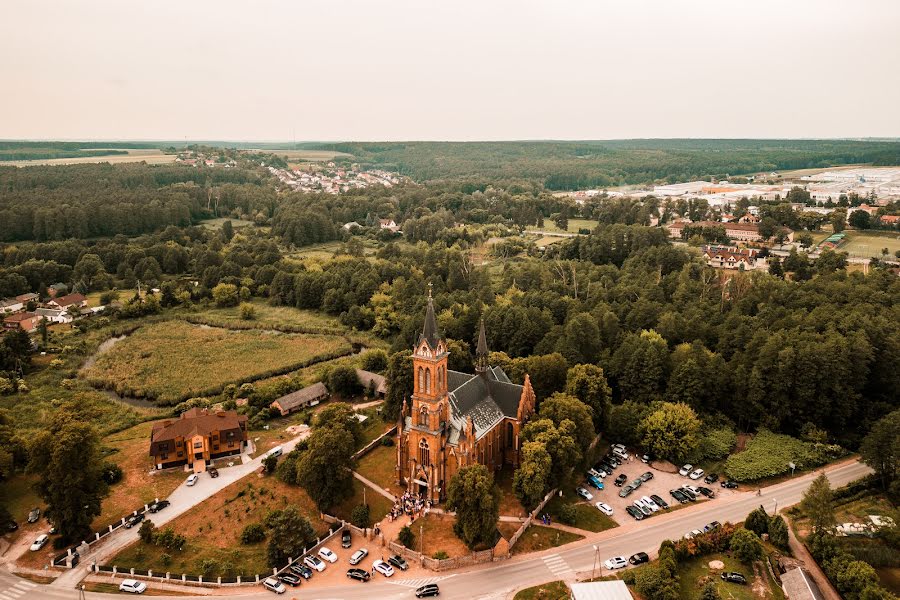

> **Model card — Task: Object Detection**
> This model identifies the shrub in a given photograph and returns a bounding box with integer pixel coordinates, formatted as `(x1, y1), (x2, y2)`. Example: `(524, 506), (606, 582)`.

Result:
(200, 558), (220, 577)
(351, 504), (370, 529)
(725, 429), (843, 481)
(745, 507), (770, 536)
(380, 436), (395, 447)
(138, 519), (156, 544)
(700, 582), (721, 600)
(161, 553), (171, 567)
(263, 454), (278, 474)
(768, 515), (789, 550)
(100, 463), (123, 485)
(635, 565), (679, 600)
(239, 302), (256, 320)
(399, 525), (415, 549)
(674, 522), (737, 560)
(361, 349), (388, 373)
(730, 528), (763, 563)
(240, 523), (266, 544)
(699, 427), (736, 461)
(557, 503), (577, 525)
(432, 550), (449, 560)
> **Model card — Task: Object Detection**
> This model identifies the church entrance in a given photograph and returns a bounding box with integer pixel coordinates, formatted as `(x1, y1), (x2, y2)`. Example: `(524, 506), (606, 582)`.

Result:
(417, 481), (428, 498)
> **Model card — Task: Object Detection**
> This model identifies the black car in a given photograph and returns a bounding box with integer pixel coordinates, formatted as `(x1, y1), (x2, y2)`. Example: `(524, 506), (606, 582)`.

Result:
(124, 513), (145, 529)
(415, 583), (440, 597)
(640, 471), (654, 482)
(208, 467), (219, 478)
(721, 572), (747, 584)
(605, 455), (620, 467)
(278, 573), (301, 586)
(650, 494), (669, 509)
(290, 563), (313, 579)
(148, 500), (170, 513)
(670, 489), (688, 503)
(625, 506), (644, 521)
(698, 486), (715, 498)
(629, 552), (649, 565)
(721, 480), (739, 489)
(347, 568), (370, 582)
(342, 529), (352, 548)
(707, 520), (721, 531)
(614, 474), (628, 487)
(388, 554), (409, 571)
(27, 508), (40, 524)
(704, 473), (719, 484)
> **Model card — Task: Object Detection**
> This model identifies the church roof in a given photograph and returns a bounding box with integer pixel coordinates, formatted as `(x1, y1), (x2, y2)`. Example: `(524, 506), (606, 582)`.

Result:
(446, 368), (523, 441)
(418, 291), (441, 349)
(476, 319), (489, 357)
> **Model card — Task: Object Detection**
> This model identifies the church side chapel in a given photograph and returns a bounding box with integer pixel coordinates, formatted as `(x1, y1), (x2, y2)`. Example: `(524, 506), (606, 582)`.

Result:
(397, 289), (536, 504)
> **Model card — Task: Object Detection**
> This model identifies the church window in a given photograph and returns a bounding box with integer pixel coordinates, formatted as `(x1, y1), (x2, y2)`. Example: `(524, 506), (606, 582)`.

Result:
(418, 439), (430, 466)
(425, 368), (431, 394)
(418, 366), (424, 393)
(419, 406), (428, 427)
(506, 422), (514, 447)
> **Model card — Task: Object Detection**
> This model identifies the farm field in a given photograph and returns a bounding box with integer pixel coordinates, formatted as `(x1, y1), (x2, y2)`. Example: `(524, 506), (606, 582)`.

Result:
(0, 149), (176, 167)
(109, 474), (328, 578)
(839, 231), (900, 258)
(82, 320), (351, 404)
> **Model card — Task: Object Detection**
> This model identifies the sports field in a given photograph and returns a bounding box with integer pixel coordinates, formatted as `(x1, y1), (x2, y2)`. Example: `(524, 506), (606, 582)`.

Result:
(840, 231), (900, 258)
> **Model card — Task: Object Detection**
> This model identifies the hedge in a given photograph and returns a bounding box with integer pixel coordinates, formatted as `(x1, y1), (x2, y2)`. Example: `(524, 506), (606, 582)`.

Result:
(724, 429), (844, 482)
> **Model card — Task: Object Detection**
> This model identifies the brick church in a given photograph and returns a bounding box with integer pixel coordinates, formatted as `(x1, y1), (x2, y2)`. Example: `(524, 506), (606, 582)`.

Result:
(397, 291), (536, 504)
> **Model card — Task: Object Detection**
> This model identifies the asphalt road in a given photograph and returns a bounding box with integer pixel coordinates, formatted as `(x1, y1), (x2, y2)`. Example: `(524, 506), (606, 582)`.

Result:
(0, 459), (871, 600)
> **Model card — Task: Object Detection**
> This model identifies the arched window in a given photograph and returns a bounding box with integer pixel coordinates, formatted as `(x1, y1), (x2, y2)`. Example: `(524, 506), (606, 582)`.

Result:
(506, 422), (514, 447)
(437, 366), (443, 391)
(418, 439), (430, 466)
(418, 366), (424, 393)
(419, 406), (429, 428)
(425, 368), (431, 394)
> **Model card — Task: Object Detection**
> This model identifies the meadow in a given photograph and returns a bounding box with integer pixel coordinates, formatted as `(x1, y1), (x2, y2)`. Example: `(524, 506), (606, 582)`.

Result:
(184, 300), (345, 335)
(82, 321), (351, 404)
(0, 149), (176, 167)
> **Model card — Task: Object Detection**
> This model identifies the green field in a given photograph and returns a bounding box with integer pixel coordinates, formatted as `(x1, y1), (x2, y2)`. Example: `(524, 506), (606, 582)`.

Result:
(199, 217), (255, 231)
(546, 489), (618, 533)
(839, 231), (900, 258)
(186, 300), (345, 334)
(82, 320), (351, 404)
(525, 218), (596, 234)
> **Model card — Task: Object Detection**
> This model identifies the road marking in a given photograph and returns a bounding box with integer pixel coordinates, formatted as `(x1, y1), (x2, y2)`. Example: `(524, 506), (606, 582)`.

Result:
(542, 553), (573, 577)
(389, 574), (455, 588)
(11, 582), (36, 590)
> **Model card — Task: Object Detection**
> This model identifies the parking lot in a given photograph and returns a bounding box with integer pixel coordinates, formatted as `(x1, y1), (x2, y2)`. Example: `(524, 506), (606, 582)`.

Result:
(574, 449), (741, 530)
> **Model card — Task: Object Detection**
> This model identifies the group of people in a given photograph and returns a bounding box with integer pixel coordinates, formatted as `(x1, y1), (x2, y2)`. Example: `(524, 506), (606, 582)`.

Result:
(539, 513), (552, 526)
(389, 491), (430, 522)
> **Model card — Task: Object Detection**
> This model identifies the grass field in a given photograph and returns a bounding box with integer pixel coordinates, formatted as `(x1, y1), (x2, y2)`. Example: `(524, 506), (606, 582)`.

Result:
(198, 218), (255, 231)
(186, 300), (344, 334)
(0, 149), (176, 167)
(513, 580), (569, 600)
(109, 474), (327, 578)
(546, 490), (618, 533)
(839, 231), (900, 258)
(495, 467), (528, 518)
(510, 525), (583, 555)
(330, 478), (392, 525)
(82, 320), (351, 403)
(355, 444), (403, 497)
(525, 218), (596, 234)
(676, 552), (781, 600)
(405, 513), (470, 558)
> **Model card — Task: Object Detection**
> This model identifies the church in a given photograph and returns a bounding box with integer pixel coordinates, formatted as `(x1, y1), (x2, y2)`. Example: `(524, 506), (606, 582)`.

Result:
(396, 291), (536, 504)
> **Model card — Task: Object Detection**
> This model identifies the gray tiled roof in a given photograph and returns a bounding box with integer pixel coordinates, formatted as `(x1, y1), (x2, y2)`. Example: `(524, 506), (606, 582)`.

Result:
(445, 367), (523, 442)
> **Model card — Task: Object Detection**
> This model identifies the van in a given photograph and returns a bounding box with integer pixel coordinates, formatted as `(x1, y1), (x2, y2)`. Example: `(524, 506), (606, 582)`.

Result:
(267, 446), (283, 459)
(263, 577), (286, 594)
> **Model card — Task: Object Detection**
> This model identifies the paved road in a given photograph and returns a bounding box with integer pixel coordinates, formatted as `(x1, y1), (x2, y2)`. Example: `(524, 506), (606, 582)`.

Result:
(4, 459), (870, 600)
(49, 431), (310, 590)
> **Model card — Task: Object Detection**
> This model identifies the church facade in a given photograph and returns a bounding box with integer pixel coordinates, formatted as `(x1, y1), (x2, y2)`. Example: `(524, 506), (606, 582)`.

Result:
(396, 292), (536, 504)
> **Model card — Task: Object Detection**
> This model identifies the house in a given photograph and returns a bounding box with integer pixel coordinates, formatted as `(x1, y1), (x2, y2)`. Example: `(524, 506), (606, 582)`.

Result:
(3, 312), (42, 333)
(34, 308), (73, 324)
(781, 567), (826, 600)
(342, 221), (362, 231)
(0, 299), (24, 314)
(569, 580), (632, 600)
(47, 293), (87, 311)
(270, 382), (329, 416)
(15, 293), (38, 304)
(379, 218), (400, 232)
(149, 408), (248, 472)
(701, 245), (763, 270)
(738, 212), (761, 224)
(880, 215), (899, 226)
(356, 369), (387, 398)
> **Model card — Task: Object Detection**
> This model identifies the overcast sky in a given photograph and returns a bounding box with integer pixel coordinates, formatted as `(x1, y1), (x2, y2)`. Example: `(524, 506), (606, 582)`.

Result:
(2, 0), (899, 141)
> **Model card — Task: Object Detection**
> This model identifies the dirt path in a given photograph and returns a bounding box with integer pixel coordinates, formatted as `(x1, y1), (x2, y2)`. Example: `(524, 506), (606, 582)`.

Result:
(786, 519), (842, 600)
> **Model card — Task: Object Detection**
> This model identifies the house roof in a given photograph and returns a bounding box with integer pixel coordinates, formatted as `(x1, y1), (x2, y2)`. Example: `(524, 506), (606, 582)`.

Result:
(34, 308), (65, 317)
(3, 312), (36, 323)
(15, 293), (37, 302)
(781, 568), (826, 600)
(446, 367), (524, 441)
(150, 408), (247, 451)
(355, 369), (386, 394)
(51, 293), (86, 307)
(570, 581), (633, 600)
(272, 382), (329, 412)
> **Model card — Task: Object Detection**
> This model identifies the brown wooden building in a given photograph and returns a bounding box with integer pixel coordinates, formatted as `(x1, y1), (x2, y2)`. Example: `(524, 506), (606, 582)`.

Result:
(149, 408), (248, 472)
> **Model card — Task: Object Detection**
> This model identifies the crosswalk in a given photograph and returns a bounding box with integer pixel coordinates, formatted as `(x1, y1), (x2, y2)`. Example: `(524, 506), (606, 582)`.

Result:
(390, 574), (454, 588)
(542, 553), (574, 579)
(0, 580), (38, 600)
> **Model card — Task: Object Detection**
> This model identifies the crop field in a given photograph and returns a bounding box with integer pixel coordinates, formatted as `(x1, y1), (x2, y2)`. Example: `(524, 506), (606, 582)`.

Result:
(109, 475), (327, 578)
(82, 320), (351, 404)
(0, 149), (176, 167)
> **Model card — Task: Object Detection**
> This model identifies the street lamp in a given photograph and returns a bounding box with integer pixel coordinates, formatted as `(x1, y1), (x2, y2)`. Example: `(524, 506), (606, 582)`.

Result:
(773, 498), (778, 515)
(592, 545), (599, 580)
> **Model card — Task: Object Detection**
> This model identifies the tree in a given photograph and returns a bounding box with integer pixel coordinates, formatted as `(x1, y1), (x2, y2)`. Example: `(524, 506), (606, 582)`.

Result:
(521, 418), (581, 485)
(768, 515), (789, 549)
(241, 523), (266, 544)
(634, 565), (679, 600)
(239, 302), (256, 320)
(384, 350), (413, 420)
(608, 401), (651, 447)
(221, 220), (234, 241)
(538, 393), (596, 452)
(830, 208), (847, 233)
(565, 364), (613, 431)
(327, 365), (362, 399)
(700, 582), (721, 600)
(361, 349), (388, 373)
(138, 519), (156, 544)
(609, 330), (670, 404)
(297, 425), (355, 511)
(28, 403), (107, 543)
(350, 504), (370, 528)
(832, 559), (879, 600)
(399, 525), (415, 548)
(212, 283), (239, 307)
(445, 464), (500, 549)
(801, 473), (835, 533)
(263, 454), (278, 474)
(849, 210), (871, 230)
(72, 253), (108, 291)
(744, 506), (770, 536)
(315, 402), (363, 447)
(265, 506), (316, 567)
(639, 402), (701, 463)
(512, 441), (552, 508)
(730, 527), (763, 563)
(859, 409), (899, 490)
(816, 248), (848, 274)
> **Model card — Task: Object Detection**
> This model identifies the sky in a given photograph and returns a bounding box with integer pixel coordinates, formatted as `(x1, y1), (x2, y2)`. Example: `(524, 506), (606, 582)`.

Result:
(2, 0), (899, 141)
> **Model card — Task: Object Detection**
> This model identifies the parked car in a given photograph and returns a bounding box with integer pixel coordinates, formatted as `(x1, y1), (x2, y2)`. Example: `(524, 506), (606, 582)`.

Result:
(721, 480), (739, 489)
(148, 500), (170, 513)
(349, 548), (368, 565)
(208, 467), (219, 478)
(684, 529), (703, 539)
(614, 474), (628, 487)
(266, 446), (283, 459)
(388, 554), (409, 571)
(721, 572), (747, 584)
(618, 484), (635, 498)
(683, 484), (701, 496)
(629, 552), (649, 565)
(318, 547), (337, 563)
(346, 568), (370, 582)
(613, 448), (629, 460)
(263, 577), (286, 594)
(576, 487), (593, 501)
(640, 471), (654, 482)
(587, 475), (604, 490)
(650, 494), (669, 509)
(27, 508), (40, 524)
(277, 573), (300, 586)
(372, 559), (394, 577)
(415, 583), (441, 597)
(124, 513), (145, 529)
(119, 579), (148, 594)
(342, 529), (352, 548)
(625, 506), (644, 521)
(678, 464), (693, 477)
(705, 521), (721, 532)
(630, 478), (644, 490)
(704, 473), (719, 484)
(680, 487), (697, 501)
(604, 556), (628, 570)
(289, 563), (312, 579)
(689, 468), (705, 480)
(186, 474), (199, 486)
(698, 486), (715, 498)
(640, 454), (651, 463)
(605, 455), (620, 467)
(641, 496), (660, 512)
(304, 555), (325, 572)
(633, 500), (651, 516)
(595, 502), (613, 516)
(588, 468), (604, 479)
(30, 534), (49, 551)
(670, 489), (688, 503)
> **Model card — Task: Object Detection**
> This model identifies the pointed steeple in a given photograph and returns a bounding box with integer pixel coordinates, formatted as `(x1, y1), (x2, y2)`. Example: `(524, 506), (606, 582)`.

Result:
(475, 317), (489, 374)
(419, 283), (442, 350)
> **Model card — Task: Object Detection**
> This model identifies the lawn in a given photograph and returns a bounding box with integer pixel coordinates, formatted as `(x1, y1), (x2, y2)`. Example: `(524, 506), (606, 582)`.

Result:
(495, 467), (527, 518)
(546, 490), (618, 533)
(82, 320), (351, 404)
(109, 474), (327, 578)
(677, 553), (776, 600)
(355, 444), (403, 497)
(510, 525), (583, 555)
(185, 301), (345, 334)
(199, 217), (255, 230)
(513, 580), (569, 600)
(525, 218), (596, 234)
(0, 474), (43, 526)
(85, 288), (139, 307)
(330, 478), (392, 526)
(285, 241), (347, 261)
(404, 513), (471, 558)
(839, 231), (900, 258)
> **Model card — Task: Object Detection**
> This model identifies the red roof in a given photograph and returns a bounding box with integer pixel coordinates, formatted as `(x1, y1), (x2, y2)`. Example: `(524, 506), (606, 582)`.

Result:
(51, 293), (86, 308)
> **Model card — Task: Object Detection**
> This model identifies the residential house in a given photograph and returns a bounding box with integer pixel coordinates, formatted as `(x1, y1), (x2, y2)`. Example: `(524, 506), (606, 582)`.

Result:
(270, 382), (329, 416)
(3, 312), (42, 333)
(702, 245), (763, 271)
(47, 293), (87, 311)
(738, 212), (761, 224)
(0, 299), (23, 314)
(569, 581), (632, 600)
(356, 369), (387, 398)
(15, 293), (38, 304)
(34, 308), (73, 324)
(149, 408), (248, 472)
(379, 218), (400, 232)
(880, 215), (899, 227)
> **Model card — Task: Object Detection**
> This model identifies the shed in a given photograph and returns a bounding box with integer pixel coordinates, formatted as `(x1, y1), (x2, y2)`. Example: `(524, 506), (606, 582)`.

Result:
(781, 568), (826, 600)
(570, 580), (633, 600)
(271, 382), (329, 416)
(356, 369), (387, 397)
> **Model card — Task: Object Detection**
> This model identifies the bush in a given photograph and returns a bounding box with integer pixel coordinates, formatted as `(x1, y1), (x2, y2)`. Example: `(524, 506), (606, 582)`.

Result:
(263, 454), (278, 474)
(240, 523), (266, 544)
(730, 528), (763, 563)
(138, 520), (156, 544)
(674, 522), (737, 560)
(328, 365), (362, 398)
(745, 507), (770, 536)
(725, 429), (843, 481)
(768, 515), (789, 550)
(557, 503), (577, 525)
(351, 504), (370, 528)
(399, 525), (415, 549)
(699, 428), (736, 461)
(100, 463), (123, 485)
(239, 302), (256, 320)
(361, 349), (388, 373)
(432, 551), (449, 560)
(380, 436), (395, 447)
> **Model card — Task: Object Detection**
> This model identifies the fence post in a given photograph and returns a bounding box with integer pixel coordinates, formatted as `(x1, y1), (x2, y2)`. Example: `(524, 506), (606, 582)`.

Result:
(165, 572), (170, 580)
(130, 568), (134, 575)
(217, 577), (221, 585)
(198, 576), (203, 584)
(113, 566), (117, 575)
(95, 532), (100, 541)
(121, 517), (126, 526)
(237, 576), (241, 585)
(182, 574), (186, 583)
(109, 525), (114, 533)
(67, 548), (72, 557)
(255, 574), (260, 583)
(148, 570), (153, 578)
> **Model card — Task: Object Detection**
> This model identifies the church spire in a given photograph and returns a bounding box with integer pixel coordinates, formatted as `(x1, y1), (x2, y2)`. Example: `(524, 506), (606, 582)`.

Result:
(419, 283), (442, 350)
(475, 317), (489, 374)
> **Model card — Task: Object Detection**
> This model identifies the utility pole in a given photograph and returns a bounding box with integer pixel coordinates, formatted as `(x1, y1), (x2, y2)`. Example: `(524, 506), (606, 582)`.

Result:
(420, 524), (424, 555)
(773, 498), (778, 515)
(363, 485), (367, 507)
(592, 544), (598, 580)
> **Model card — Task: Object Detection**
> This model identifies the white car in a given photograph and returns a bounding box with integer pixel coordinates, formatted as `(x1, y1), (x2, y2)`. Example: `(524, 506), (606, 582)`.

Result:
(611, 443), (626, 452)
(595, 502), (613, 516)
(678, 464), (693, 476)
(612, 448), (629, 460)
(683, 484), (701, 496)
(119, 579), (148, 594)
(318, 547), (337, 563)
(30, 534), (49, 552)
(372, 559), (394, 577)
(689, 468), (705, 480)
(588, 468), (606, 479)
(604, 556), (628, 570)
(575, 487), (593, 501)
(186, 474), (199, 486)
(304, 554), (326, 572)
(641, 496), (660, 512)
(349, 548), (368, 565)
(263, 577), (286, 594)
